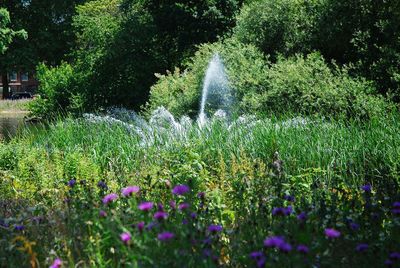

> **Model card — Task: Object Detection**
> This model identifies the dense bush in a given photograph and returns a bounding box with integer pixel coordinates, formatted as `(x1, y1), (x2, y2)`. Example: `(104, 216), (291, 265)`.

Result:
(234, 0), (400, 99)
(146, 41), (391, 119)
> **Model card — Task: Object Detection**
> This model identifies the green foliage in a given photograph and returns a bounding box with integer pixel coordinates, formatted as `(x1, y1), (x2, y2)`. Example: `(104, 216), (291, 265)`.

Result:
(145, 38), (268, 117)
(0, 8), (26, 54)
(254, 53), (392, 118)
(28, 63), (76, 118)
(147, 41), (391, 118)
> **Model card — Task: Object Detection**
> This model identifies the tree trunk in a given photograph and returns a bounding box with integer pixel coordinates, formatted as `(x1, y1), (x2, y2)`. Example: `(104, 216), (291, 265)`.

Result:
(1, 72), (9, 99)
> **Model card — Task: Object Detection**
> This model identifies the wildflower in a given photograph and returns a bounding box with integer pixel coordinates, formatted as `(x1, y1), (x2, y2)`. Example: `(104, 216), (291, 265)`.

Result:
(169, 200), (176, 209)
(67, 179), (76, 187)
(138, 201), (153, 211)
(392, 202), (400, 215)
(208, 224), (223, 233)
(14, 225), (24, 231)
(172, 184), (190, 195)
(157, 231), (174, 241)
(178, 203), (190, 211)
(361, 184), (372, 193)
(102, 193), (118, 204)
(120, 232), (131, 244)
(356, 243), (369, 252)
(349, 222), (360, 231)
(49, 258), (62, 268)
(157, 203), (164, 211)
(153, 211), (168, 221)
(390, 252), (400, 260)
(250, 251), (266, 268)
(264, 236), (291, 252)
(272, 206), (292, 216)
(146, 221), (157, 230)
(197, 192), (205, 199)
(137, 221), (145, 232)
(121, 186), (139, 197)
(99, 210), (107, 217)
(297, 212), (307, 221)
(264, 236), (285, 248)
(190, 212), (197, 219)
(384, 259), (393, 266)
(97, 180), (108, 190)
(297, 244), (309, 254)
(325, 228), (341, 238)
(284, 194), (295, 202)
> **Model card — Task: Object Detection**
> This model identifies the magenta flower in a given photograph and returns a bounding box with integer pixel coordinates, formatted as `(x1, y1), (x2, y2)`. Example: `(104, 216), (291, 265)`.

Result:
(172, 184), (190, 195)
(178, 203), (190, 211)
(99, 210), (107, 217)
(157, 231), (175, 241)
(325, 228), (341, 238)
(121, 186), (139, 197)
(49, 258), (62, 268)
(138, 201), (154, 211)
(208, 224), (223, 233)
(169, 200), (176, 209)
(120, 232), (131, 244)
(250, 251), (266, 268)
(154, 211), (168, 221)
(102, 193), (118, 204)
(137, 221), (145, 232)
(297, 244), (309, 254)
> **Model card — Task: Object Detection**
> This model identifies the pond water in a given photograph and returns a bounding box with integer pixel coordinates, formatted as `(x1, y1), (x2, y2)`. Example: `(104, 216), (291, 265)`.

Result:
(0, 114), (27, 141)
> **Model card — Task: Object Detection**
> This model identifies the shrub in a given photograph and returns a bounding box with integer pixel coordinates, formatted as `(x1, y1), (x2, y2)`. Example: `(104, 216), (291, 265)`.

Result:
(146, 41), (391, 119)
(144, 38), (269, 117)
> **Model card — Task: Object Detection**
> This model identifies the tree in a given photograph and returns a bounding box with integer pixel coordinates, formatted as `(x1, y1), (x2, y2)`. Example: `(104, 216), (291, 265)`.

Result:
(0, 0), (87, 98)
(0, 8), (27, 98)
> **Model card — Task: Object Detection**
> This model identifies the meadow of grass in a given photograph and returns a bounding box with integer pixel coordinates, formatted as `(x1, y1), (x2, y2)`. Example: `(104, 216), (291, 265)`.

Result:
(0, 111), (399, 267)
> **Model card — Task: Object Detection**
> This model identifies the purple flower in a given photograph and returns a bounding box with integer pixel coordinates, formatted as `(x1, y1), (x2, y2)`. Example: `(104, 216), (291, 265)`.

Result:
(390, 252), (400, 260)
(137, 221), (145, 232)
(264, 236), (291, 252)
(297, 244), (309, 254)
(49, 258), (62, 268)
(384, 259), (393, 266)
(157, 203), (164, 211)
(361, 184), (372, 192)
(121, 186), (139, 197)
(178, 203), (190, 211)
(14, 225), (24, 231)
(99, 210), (107, 217)
(356, 243), (369, 252)
(190, 212), (197, 219)
(157, 231), (174, 241)
(325, 228), (341, 238)
(120, 232), (131, 244)
(264, 236), (285, 248)
(67, 179), (76, 187)
(138, 201), (153, 211)
(208, 224), (223, 233)
(172, 184), (190, 195)
(197, 192), (205, 199)
(392, 202), (400, 215)
(272, 206), (292, 216)
(169, 200), (176, 209)
(349, 222), (360, 231)
(297, 212), (307, 221)
(102, 193), (118, 204)
(97, 180), (108, 189)
(154, 211), (168, 221)
(284, 194), (295, 202)
(250, 251), (266, 268)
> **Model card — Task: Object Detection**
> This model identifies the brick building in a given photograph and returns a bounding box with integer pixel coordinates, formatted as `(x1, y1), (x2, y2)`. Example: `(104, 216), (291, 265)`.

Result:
(0, 71), (39, 98)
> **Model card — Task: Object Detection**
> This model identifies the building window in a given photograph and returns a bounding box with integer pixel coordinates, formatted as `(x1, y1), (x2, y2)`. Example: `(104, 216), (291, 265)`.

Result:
(9, 72), (17, 81)
(21, 72), (29, 81)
